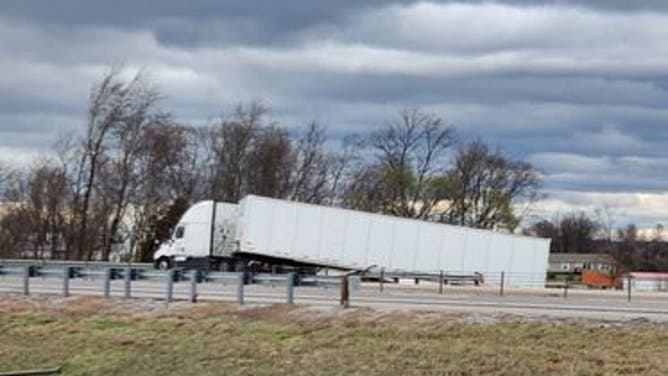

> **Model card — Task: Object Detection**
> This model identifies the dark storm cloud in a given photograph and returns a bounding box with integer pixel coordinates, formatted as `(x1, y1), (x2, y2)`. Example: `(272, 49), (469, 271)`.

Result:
(4, 0), (666, 52)
(5, 1), (668, 28)
(0, 0), (410, 47)
(293, 73), (668, 110)
(1, 0), (668, 226)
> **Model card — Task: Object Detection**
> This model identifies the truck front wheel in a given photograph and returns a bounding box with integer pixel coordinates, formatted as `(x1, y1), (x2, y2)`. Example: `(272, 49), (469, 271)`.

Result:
(155, 257), (172, 270)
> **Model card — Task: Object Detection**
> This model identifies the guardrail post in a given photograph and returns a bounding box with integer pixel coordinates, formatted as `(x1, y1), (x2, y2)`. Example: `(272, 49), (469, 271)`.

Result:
(500, 271), (505, 297)
(340, 275), (350, 308)
(627, 274), (632, 302)
(22, 266), (30, 296)
(103, 268), (111, 298)
(563, 279), (569, 299)
(165, 269), (174, 303)
(124, 267), (131, 299)
(189, 270), (198, 303)
(286, 272), (295, 304)
(271, 265), (277, 288)
(236, 272), (245, 305)
(62, 267), (70, 297)
(439, 270), (444, 294)
(379, 267), (384, 293)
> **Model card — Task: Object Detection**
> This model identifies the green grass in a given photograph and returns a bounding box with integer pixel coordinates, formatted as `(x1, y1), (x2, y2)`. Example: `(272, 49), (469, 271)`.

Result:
(0, 297), (667, 375)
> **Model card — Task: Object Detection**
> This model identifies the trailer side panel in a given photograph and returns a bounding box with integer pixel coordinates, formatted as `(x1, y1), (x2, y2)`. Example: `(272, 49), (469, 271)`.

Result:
(237, 195), (549, 286)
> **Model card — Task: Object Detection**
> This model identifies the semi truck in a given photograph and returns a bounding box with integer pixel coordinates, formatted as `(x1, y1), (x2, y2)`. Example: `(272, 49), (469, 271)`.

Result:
(153, 195), (550, 286)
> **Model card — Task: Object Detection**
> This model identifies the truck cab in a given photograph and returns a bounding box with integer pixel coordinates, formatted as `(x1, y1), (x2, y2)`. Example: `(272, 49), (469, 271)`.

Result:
(153, 200), (238, 269)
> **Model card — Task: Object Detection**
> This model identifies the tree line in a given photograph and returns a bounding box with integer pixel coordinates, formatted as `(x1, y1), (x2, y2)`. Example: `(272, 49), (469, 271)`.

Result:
(0, 69), (541, 262)
(526, 211), (668, 271)
(1, 68), (662, 272)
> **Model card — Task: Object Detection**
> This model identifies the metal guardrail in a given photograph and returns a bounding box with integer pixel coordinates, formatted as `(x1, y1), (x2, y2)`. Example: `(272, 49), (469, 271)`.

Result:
(0, 260), (648, 305)
(0, 262), (346, 305)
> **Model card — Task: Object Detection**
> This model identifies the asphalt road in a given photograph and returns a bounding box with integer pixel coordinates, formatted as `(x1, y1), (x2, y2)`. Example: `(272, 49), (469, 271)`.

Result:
(2, 276), (668, 321)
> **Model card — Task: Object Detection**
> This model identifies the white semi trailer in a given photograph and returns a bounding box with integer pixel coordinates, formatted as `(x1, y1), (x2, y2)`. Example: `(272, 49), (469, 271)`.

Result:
(153, 195), (550, 286)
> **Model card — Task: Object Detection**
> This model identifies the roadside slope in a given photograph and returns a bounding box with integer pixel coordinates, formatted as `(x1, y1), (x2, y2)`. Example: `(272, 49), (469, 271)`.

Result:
(1, 296), (667, 375)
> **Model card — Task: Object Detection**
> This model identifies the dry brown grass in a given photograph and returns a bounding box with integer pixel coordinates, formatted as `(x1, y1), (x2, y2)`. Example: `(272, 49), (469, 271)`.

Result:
(0, 295), (667, 375)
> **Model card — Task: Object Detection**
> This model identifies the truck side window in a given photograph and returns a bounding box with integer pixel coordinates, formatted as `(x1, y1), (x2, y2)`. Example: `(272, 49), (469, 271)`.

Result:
(175, 226), (185, 239)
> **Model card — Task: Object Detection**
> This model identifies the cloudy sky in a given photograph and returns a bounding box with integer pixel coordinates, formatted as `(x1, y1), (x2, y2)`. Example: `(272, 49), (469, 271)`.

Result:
(1, 0), (667, 229)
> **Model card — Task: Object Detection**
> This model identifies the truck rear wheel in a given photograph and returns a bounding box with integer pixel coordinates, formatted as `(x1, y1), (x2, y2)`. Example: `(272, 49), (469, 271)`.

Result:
(155, 257), (172, 270)
(234, 260), (246, 272)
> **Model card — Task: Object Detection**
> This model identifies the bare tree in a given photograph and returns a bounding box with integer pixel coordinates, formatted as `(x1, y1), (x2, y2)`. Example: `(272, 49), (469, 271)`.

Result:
(440, 139), (542, 230)
(346, 108), (455, 218)
(208, 102), (266, 202)
(613, 223), (640, 270)
(246, 124), (293, 198)
(98, 78), (165, 261)
(558, 212), (601, 253)
(51, 132), (85, 259)
(595, 205), (618, 243)
(0, 161), (68, 259)
(131, 122), (204, 262)
(288, 122), (330, 203)
(326, 134), (364, 205)
(68, 68), (157, 260)
(526, 211), (601, 253)
(652, 224), (665, 242)
(525, 218), (561, 252)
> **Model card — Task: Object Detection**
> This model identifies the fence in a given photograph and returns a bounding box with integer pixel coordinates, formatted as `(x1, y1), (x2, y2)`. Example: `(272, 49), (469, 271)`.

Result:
(367, 268), (643, 302)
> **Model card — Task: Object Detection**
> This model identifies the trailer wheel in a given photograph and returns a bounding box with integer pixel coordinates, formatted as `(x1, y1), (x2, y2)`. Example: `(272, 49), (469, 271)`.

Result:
(155, 257), (172, 270)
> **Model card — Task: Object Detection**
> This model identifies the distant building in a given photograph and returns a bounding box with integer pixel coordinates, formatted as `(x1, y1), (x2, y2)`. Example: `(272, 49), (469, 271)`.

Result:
(548, 253), (618, 274)
(548, 253), (622, 288)
(624, 272), (668, 292)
